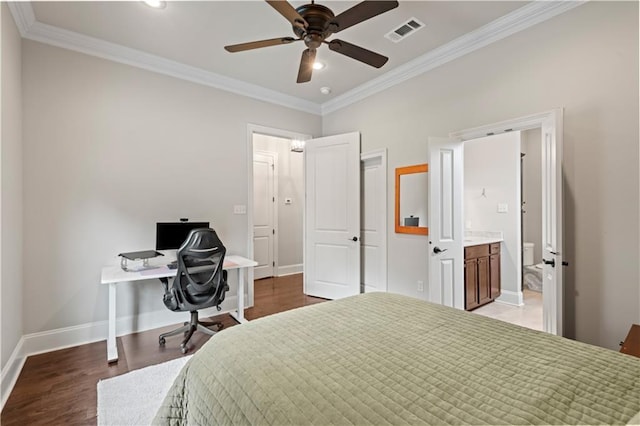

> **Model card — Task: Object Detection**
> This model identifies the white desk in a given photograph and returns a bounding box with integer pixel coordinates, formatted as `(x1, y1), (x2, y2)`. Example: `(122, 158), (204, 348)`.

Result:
(100, 254), (257, 363)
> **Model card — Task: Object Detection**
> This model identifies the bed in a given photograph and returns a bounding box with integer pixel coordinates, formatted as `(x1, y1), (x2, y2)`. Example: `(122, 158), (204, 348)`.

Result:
(153, 292), (640, 425)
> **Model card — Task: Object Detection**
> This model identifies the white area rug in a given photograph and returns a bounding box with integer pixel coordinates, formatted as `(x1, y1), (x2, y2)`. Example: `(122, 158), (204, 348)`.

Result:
(97, 356), (191, 426)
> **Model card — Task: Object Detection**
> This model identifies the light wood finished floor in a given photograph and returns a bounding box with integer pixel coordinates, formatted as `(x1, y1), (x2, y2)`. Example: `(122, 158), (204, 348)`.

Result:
(472, 289), (543, 331)
(1, 274), (323, 426)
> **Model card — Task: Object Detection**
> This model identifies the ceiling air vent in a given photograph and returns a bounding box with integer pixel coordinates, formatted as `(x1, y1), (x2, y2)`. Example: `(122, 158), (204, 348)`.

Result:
(385, 18), (425, 43)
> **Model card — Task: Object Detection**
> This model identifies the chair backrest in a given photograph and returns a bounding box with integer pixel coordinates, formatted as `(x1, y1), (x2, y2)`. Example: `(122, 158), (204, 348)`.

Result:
(163, 228), (229, 312)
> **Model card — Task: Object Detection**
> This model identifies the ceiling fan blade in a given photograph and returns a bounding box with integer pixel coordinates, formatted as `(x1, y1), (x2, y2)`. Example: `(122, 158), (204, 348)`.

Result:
(265, 0), (308, 29)
(330, 1), (398, 33)
(297, 49), (316, 83)
(224, 37), (298, 53)
(328, 39), (388, 68)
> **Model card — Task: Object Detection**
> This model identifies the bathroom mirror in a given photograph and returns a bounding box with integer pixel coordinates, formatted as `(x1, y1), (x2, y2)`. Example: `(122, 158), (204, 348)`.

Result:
(395, 164), (428, 235)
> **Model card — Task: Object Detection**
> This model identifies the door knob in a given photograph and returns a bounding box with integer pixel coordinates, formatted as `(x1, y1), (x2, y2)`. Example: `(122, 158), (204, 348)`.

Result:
(543, 258), (555, 267)
(433, 246), (447, 254)
(349, 236), (358, 242)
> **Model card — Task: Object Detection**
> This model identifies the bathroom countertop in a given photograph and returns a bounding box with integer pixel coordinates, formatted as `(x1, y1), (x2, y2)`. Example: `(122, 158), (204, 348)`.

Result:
(463, 237), (503, 247)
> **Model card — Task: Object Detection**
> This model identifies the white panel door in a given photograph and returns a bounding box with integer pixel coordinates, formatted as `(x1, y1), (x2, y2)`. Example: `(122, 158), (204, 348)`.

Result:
(253, 152), (275, 280)
(305, 132), (360, 299)
(361, 151), (387, 293)
(541, 111), (564, 335)
(428, 137), (464, 309)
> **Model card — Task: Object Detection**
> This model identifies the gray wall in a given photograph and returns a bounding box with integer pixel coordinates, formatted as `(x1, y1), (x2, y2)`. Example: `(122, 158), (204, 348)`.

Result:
(522, 128), (542, 265)
(253, 134), (304, 270)
(21, 40), (321, 335)
(1, 3), (24, 370)
(323, 2), (639, 349)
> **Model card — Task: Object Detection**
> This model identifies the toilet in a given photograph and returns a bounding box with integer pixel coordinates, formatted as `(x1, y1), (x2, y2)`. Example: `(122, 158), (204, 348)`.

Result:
(523, 242), (543, 292)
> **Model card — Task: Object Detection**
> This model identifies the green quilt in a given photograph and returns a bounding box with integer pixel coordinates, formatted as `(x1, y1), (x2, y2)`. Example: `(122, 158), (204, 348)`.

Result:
(154, 293), (640, 425)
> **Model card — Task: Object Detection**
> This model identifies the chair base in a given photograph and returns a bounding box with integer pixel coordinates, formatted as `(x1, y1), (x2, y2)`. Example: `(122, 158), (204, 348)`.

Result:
(159, 311), (223, 354)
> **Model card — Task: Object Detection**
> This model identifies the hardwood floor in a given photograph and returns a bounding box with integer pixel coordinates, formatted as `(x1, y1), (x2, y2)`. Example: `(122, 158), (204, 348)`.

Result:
(1, 274), (323, 425)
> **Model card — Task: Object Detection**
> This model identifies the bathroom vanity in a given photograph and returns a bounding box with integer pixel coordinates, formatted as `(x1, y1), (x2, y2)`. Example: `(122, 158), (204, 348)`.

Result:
(464, 240), (501, 311)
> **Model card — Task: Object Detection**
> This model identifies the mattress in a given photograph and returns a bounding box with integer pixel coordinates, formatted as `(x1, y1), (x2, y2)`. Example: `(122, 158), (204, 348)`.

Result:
(154, 292), (640, 425)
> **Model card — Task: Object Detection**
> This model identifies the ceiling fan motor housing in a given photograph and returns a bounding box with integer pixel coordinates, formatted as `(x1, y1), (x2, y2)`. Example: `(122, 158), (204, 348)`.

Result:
(294, 3), (336, 49)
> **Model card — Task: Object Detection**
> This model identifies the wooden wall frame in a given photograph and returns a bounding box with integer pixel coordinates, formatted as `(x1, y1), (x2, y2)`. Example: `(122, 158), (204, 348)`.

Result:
(395, 164), (429, 235)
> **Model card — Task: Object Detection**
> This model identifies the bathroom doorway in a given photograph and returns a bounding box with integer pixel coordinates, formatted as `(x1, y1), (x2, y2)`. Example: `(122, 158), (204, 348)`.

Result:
(451, 109), (564, 334)
(462, 129), (543, 331)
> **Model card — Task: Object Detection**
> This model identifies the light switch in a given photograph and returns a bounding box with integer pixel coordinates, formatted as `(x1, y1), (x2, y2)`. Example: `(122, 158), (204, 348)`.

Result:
(497, 203), (508, 213)
(233, 205), (247, 215)
(284, 198), (293, 205)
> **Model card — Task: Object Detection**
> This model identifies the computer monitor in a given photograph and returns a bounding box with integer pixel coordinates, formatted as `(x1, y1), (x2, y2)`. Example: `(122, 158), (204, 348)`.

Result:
(156, 222), (210, 250)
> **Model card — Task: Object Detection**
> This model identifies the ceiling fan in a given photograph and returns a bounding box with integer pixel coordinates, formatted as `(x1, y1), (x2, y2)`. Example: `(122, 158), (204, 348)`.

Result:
(224, 0), (399, 83)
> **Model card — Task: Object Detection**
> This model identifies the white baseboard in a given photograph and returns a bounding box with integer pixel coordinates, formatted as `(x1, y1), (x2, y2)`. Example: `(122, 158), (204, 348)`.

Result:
(496, 290), (524, 306)
(1, 294), (249, 408)
(277, 264), (303, 277)
(1, 337), (26, 410)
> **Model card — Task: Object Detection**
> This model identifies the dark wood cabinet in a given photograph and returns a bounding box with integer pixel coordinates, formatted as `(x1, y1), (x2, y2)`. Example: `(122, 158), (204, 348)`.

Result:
(464, 243), (501, 311)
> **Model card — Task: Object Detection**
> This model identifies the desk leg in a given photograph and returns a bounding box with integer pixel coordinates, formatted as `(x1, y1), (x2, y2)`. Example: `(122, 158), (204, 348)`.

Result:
(107, 283), (119, 363)
(229, 268), (248, 324)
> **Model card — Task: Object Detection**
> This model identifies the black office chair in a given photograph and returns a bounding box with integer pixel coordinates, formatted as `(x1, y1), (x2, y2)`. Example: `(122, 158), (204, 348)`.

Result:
(159, 228), (229, 354)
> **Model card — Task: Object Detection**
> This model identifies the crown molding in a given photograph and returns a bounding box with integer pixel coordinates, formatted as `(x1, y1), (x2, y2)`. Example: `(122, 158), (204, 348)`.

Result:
(14, 4), (321, 116)
(7, 1), (35, 37)
(9, 1), (585, 117)
(321, 0), (587, 115)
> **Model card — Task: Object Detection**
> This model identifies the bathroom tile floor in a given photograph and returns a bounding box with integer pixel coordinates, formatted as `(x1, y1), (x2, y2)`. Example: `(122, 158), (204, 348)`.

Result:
(472, 289), (543, 331)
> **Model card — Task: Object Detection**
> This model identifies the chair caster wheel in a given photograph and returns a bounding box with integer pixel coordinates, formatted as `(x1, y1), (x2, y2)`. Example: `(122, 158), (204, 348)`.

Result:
(180, 344), (188, 354)
(159, 337), (166, 346)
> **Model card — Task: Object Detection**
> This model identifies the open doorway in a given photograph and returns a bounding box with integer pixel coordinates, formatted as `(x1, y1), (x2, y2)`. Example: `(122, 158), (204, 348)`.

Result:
(247, 125), (311, 308)
(429, 109), (563, 335)
(252, 135), (304, 279)
(248, 127), (389, 309)
(462, 130), (543, 331)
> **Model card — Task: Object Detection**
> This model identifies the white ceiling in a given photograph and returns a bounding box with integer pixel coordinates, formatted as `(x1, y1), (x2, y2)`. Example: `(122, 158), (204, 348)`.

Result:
(15, 0), (584, 112)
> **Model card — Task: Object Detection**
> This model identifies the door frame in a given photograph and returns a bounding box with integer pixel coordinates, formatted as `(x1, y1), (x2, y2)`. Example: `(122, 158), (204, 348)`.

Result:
(361, 149), (388, 293)
(246, 124), (312, 307)
(253, 150), (279, 279)
(450, 108), (564, 335)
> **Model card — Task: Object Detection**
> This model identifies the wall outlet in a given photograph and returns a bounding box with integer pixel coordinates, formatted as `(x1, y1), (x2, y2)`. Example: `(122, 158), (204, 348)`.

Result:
(233, 205), (247, 214)
(497, 203), (508, 213)
(417, 280), (424, 292)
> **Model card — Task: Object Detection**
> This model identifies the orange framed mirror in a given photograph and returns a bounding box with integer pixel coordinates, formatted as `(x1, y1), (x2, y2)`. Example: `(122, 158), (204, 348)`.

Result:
(395, 164), (428, 235)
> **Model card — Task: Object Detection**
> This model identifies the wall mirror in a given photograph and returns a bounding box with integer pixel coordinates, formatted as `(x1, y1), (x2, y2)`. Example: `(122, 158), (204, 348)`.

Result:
(395, 164), (428, 235)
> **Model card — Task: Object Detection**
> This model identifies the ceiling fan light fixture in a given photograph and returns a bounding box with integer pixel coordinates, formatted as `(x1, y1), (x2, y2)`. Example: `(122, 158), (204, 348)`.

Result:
(313, 61), (326, 70)
(143, 0), (167, 9)
(224, 0), (398, 83)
